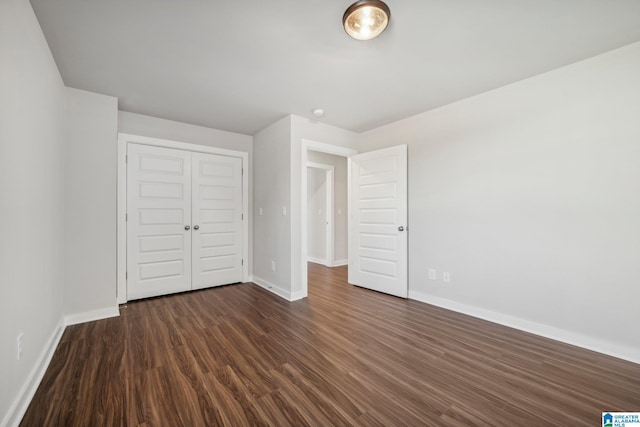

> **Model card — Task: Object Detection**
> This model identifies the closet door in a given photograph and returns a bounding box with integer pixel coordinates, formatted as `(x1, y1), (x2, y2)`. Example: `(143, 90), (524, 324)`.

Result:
(127, 144), (192, 300)
(191, 153), (243, 290)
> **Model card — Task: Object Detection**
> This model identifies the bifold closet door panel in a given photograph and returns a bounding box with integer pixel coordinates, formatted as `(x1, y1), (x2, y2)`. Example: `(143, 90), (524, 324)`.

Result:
(127, 144), (192, 300)
(191, 152), (243, 290)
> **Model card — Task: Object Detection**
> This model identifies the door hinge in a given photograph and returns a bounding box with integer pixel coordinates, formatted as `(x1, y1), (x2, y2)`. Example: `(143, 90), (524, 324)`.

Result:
(241, 214), (244, 220)
(241, 259), (244, 266)
(125, 213), (128, 221)
(126, 272), (128, 279)
(125, 154), (128, 163)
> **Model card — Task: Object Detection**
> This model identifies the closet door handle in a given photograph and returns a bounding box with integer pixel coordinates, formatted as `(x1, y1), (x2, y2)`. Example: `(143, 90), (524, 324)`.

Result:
(184, 225), (191, 230)
(194, 225), (199, 230)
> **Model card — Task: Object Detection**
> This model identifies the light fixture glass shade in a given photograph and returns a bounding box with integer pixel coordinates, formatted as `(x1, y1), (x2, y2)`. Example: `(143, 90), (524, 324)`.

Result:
(343, 0), (390, 41)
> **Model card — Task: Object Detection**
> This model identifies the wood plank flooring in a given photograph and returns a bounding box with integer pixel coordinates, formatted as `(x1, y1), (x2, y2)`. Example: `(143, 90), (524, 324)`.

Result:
(21, 263), (640, 426)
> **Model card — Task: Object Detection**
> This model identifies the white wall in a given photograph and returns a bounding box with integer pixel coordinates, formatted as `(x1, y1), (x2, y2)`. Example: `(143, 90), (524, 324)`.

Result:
(358, 42), (640, 361)
(118, 111), (252, 153)
(0, 0), (66, 424)
(252, 116), (292, 297)
(290, 115), (358, 295)
(307, 167), (327, 262)
(253, 115), (357, 298)
(64, 88), (118, 319)
(307, 151), (348, 264)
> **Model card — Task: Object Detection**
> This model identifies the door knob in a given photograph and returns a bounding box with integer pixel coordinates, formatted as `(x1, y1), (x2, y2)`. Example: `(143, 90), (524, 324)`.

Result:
(398, 226), (405, 232)
(194, 225), (199, 230)
(184, 225), (191, 230)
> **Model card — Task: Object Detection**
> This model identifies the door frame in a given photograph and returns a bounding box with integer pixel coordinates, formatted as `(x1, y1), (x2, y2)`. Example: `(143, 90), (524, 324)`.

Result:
(117, 133), (249, 304)
(306, 162), (334, 267)
(300, 139), (357, 299)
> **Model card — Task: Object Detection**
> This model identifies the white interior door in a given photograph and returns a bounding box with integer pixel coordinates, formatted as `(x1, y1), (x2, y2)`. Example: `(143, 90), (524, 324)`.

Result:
(191, 153), (243, 290)
(127, 144), (192, 300)
(349, 145), (408, 298)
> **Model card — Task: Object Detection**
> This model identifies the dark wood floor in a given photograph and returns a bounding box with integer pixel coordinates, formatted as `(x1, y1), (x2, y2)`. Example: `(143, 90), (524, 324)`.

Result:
(22, 263), (640, 426)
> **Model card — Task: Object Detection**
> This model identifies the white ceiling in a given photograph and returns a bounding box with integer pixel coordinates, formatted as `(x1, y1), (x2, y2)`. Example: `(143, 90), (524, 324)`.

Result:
(31, 0), (640, 135)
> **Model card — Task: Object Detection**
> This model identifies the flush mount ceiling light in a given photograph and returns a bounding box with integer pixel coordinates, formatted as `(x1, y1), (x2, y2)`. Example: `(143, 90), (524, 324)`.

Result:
(343, 0), (391, 41)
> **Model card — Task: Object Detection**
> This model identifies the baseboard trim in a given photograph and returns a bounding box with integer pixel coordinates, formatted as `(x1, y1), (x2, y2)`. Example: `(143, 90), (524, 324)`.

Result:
(2, 318), (66, 427)
(290, 290), (306, 301)
(252, 276), (291, 300)
(307, 257), (328, 266)
(64, 306), (120, 326)
(307, 258), (348, 268)
(252, 276), (307, 302)
(3, 306), (121, 426)
(408, 289), (640, 364)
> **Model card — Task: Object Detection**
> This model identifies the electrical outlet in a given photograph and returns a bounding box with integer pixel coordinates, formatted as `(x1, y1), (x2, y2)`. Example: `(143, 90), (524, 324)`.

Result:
(428, 269), (436, 280)
(337, 209), (342, 215)
(443, 272), (450, 283)
(17, 333), (23, 360)
(271, 260), (276, 271)
(259, 207), (263, 216)
(281, 207), (287, 216)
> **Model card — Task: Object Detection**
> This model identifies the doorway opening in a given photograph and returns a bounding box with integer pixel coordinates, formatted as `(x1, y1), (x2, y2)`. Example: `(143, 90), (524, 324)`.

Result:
(300, 140), (357, 298)
(306, 162), (334, 267)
